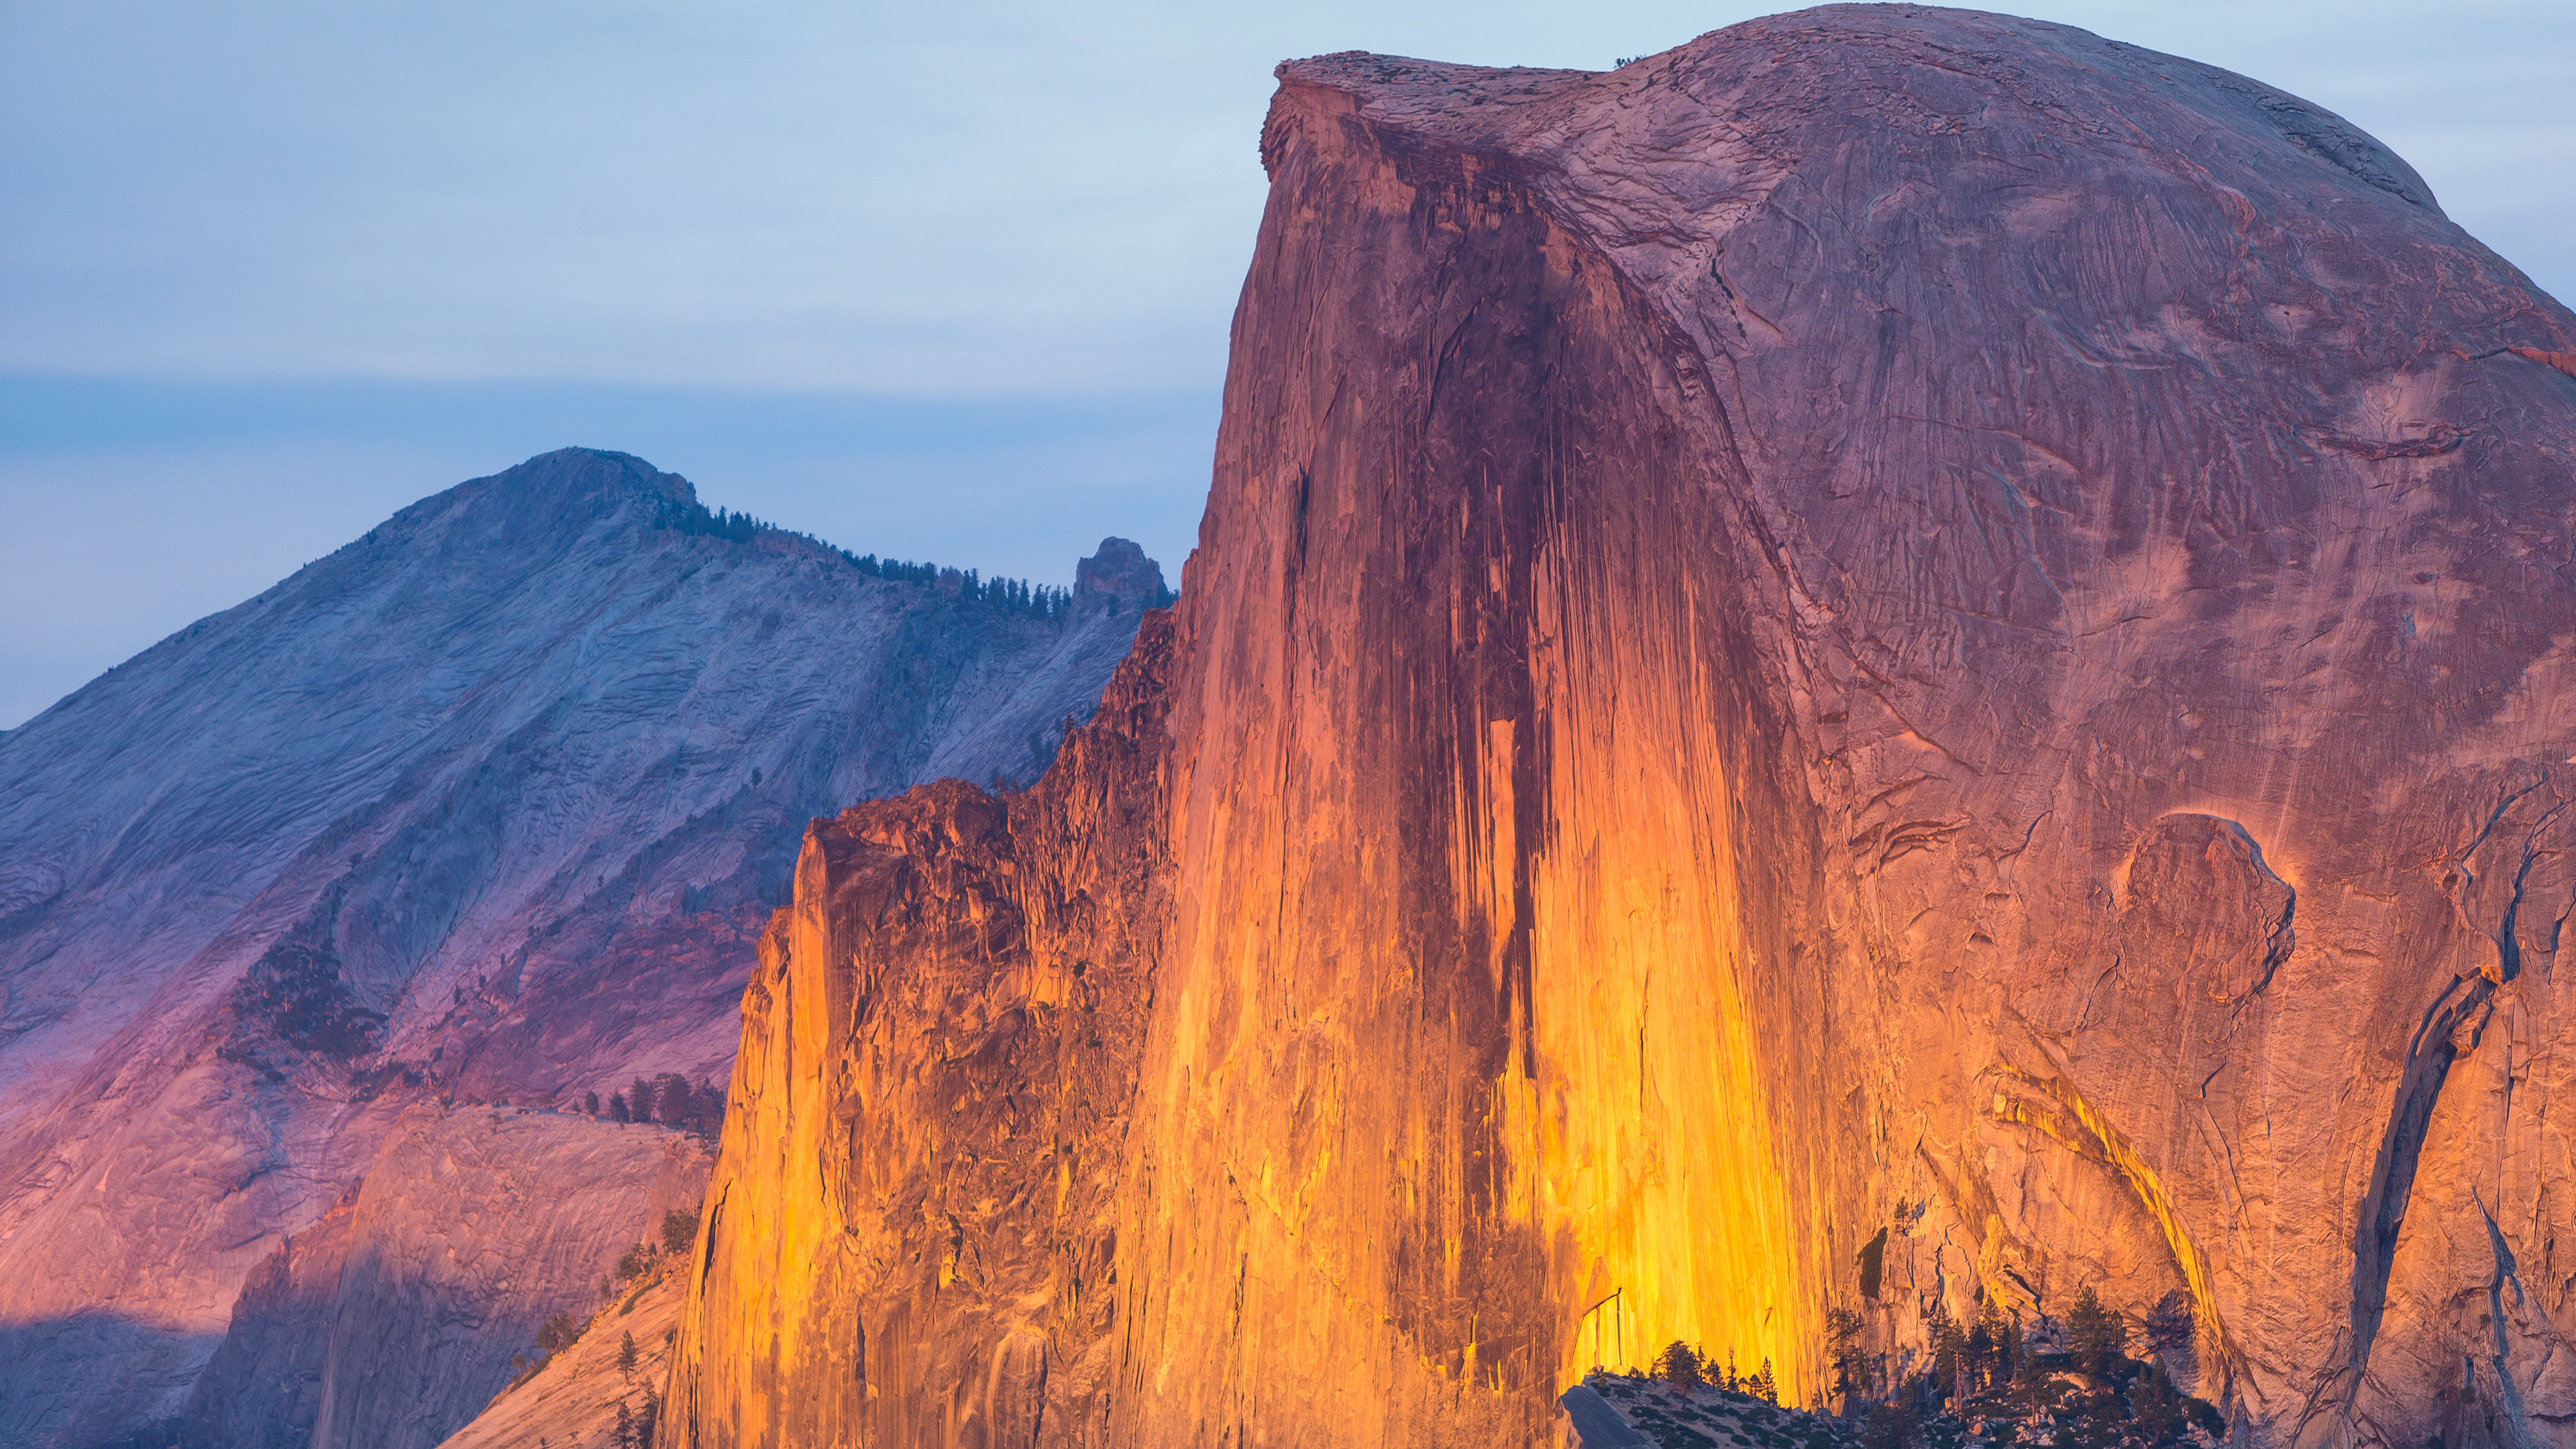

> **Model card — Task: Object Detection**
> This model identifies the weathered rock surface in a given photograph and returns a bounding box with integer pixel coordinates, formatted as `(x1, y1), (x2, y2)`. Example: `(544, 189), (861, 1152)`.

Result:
(663, 7), (2576, 1448)
(196, 1107), (710, 1449)
(436, 1234), (693, 1449)
(0, 447), (1163, 1446)
(661, 613), (1172, 1447)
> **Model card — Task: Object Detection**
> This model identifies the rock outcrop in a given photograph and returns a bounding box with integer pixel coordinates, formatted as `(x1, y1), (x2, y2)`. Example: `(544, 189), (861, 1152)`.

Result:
(661, 7), (2576, 1447)
(436, 1236), (695, 1449)
(661, 612), (1172, 1447)
(0, 447), (1165, 1447)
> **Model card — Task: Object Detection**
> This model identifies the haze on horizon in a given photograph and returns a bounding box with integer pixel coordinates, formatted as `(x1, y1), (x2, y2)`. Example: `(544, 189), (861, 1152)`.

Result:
(3, 0), (2569, 729)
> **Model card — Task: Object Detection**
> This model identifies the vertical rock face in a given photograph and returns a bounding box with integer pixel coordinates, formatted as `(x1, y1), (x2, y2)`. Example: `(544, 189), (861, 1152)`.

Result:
(176, 1188), (360, 1449)
(0, 447), (1163, 1447)
(665, 7), (2576, 1447)
(663, 615), (1172, 1448)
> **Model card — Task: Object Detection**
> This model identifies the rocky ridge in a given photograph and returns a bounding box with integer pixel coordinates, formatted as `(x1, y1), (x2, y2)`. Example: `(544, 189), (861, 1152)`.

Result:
(0, 447), (1164, 1447)
(659, 7), (2576, 1448)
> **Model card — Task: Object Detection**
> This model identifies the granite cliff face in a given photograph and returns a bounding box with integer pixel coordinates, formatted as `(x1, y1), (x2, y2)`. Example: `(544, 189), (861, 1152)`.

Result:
(436, 1239), (694, 1449)
(661, 614), (1172, 1448)
(0, 447), (1163, 1447)
(663, 7), (2576, 1447)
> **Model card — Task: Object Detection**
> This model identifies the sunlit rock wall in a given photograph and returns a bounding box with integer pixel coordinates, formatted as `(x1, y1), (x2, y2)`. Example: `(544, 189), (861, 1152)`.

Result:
(666, 7), (2576, 1446)
(661, 618), (1173, 1448)
(1114, 64), (1844, 1449)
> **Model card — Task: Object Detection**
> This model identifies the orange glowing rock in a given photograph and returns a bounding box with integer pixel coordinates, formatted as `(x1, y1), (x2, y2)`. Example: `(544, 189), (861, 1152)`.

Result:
(2510, 344), (2576, 380)
(663, 9), (2576, 1445)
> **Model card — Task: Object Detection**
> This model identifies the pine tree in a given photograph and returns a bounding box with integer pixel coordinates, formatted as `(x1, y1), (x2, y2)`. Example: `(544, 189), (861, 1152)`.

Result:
(1860, 1399), (1917, 1449)
(2130, 1362), (2184, 1441)
(618, 1330), (638, 1374)
(613, 1399), (635, 1449)
(536, 1311), (580, 1356)
(609, 1092), (630, 1124)
(1925, 1297), (1962, 1402)
(655, 1072), (691, 1126)
(1964, 1305), (1998, 1397)
(583, 1091), (600, 1116)
(1655, 1340), (1705, 1391)
(629, 1076), (655, 1124)
(2143, 1289), (2196, 1381)
(2067, 1285), (2123, 1375)
(1824, 1306), (1867, 1395)
(662, 1206), (700, 1253)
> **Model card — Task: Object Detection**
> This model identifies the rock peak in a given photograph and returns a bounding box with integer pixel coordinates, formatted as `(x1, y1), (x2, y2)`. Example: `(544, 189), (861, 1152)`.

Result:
(1073, 537), (1169, 611)
(358, 447), (700, 556)
(474, 446), (699, 509)
(1272, 5), (2440, 215)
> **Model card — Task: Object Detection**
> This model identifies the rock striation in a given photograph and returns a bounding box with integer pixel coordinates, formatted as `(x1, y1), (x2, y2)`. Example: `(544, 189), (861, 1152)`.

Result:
(436, 1234), (695, 1449)
(0, 447), (1164, 1447)
(207, 1106), (712, 1449)
(661, 7), (2576, 1448)
(660, 613), (1173, 1446)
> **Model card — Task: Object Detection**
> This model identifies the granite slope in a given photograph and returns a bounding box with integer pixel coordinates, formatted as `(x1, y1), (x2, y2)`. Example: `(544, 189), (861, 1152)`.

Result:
(661, 7), (2576, 1448)
(435, 1234), (694, 1449)
(0, 447), (1163, 1447)
(292, 1108), (709, 1449)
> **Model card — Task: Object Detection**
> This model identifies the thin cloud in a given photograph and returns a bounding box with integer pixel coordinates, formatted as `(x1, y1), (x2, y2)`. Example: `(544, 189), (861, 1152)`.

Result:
(3, 2), (2565, 392)
(1, 1), (2567, 727)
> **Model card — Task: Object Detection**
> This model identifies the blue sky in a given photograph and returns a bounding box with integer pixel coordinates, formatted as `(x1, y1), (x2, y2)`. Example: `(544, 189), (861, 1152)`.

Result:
(3, 1), (2571, 727)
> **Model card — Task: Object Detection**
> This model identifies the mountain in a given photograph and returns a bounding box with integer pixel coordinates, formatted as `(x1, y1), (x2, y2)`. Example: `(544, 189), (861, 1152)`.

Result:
(656, 8), (2576, 1448)
(0, 447), (1165, 1448)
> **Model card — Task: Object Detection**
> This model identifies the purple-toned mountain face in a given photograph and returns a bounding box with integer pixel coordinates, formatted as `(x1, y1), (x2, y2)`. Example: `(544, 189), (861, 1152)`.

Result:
(0, 447), (1165, 1448)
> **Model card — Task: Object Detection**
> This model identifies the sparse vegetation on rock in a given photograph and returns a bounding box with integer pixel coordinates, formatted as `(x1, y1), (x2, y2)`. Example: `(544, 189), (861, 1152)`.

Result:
(661, 1207), (700, 1253)
(1598, 1280), (2220, 1449)
(1657, 1340), (1707, 1391)
(523, 1311), (584, 1382)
